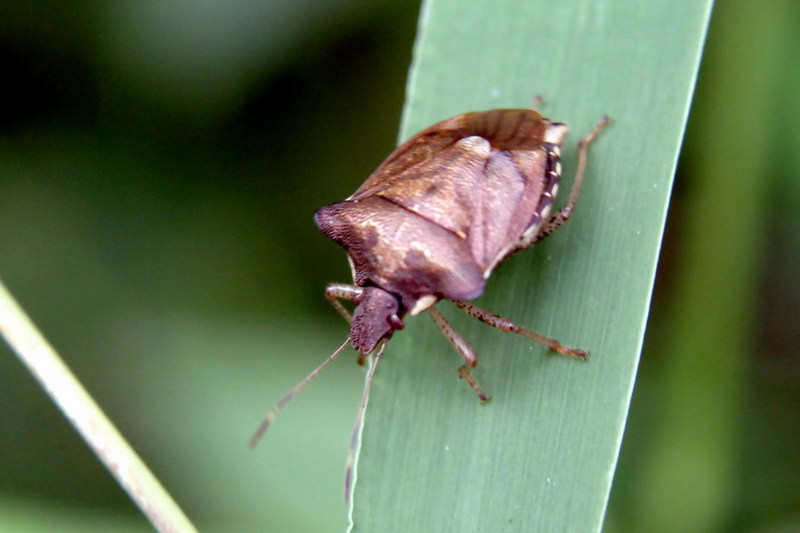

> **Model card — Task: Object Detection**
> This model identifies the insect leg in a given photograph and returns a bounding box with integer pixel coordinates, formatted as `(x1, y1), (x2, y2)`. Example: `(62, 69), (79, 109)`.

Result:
(325, 283), (364, 324)
(452, 300), (587, 360)
(428, 306), (490, 402)
(533, 115), (612, 244)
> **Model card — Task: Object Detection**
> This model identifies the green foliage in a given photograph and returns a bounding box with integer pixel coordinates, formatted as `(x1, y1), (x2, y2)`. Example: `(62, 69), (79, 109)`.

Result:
(4, 1), (800, 531)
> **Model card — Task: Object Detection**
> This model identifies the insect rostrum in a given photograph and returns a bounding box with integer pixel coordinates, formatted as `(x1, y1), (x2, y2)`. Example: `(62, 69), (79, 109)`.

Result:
(251, 104), (609, 499)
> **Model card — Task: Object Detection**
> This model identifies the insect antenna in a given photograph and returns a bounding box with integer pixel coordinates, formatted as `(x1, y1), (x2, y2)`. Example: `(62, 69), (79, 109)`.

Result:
(344, 339), (387, 504)
(249, 337), (351, 449)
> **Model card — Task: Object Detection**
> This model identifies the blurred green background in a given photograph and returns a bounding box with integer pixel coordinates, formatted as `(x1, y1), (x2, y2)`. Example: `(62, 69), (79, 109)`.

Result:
(0, 2), (797, 532)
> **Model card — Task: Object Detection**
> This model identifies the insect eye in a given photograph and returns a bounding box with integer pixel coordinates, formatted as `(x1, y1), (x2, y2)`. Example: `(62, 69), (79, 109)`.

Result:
(388, 315), (405, 330)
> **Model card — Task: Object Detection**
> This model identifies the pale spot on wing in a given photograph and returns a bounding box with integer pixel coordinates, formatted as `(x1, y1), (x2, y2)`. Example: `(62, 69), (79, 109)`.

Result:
(455, 136), (492, 157)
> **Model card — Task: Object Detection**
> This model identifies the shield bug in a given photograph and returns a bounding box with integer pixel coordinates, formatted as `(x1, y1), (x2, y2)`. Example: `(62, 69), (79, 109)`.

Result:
(251, 100), (609, 500)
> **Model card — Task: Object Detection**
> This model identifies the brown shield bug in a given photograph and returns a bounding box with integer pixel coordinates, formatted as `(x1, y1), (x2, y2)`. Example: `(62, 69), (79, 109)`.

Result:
(251, 99), (610, 500)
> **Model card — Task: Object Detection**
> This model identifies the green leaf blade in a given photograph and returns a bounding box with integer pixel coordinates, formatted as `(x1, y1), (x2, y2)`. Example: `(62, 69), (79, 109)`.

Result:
(351, 1), (713, 531)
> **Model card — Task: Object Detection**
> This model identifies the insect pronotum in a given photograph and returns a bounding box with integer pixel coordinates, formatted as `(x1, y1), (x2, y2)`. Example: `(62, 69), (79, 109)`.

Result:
(251, 99), (610, 502)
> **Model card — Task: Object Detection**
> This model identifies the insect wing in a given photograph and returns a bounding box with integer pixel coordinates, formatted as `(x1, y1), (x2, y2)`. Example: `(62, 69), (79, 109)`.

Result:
(349, 115), (467, 200)
(351, 110), (554, 275)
